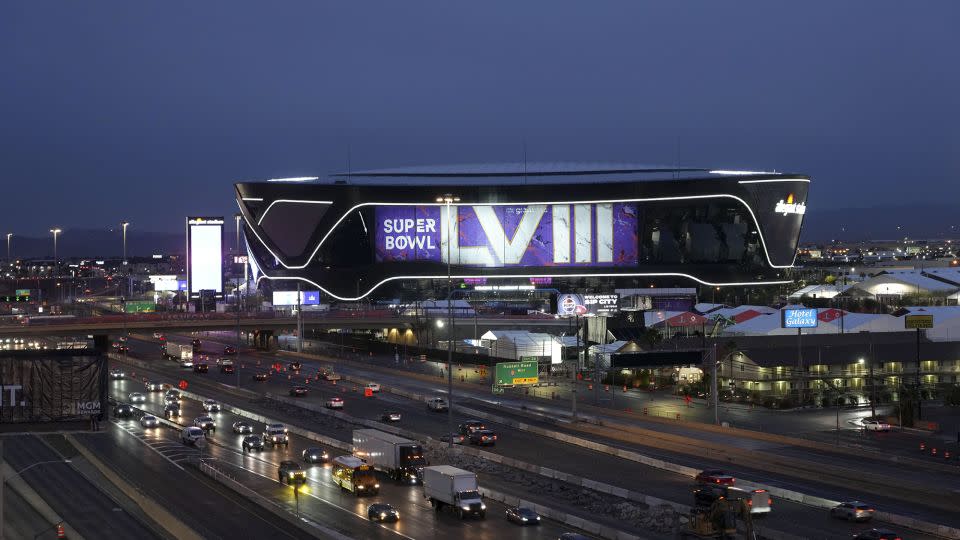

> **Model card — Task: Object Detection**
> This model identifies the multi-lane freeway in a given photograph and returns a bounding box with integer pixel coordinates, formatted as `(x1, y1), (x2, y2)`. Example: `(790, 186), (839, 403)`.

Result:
(108, 332), (957, 540)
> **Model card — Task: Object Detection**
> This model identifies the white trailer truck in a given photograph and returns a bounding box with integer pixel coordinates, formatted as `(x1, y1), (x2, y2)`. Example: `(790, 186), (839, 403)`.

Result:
(353, 429), (426, 484)
(422, 465), (485, 519)
(165, 342), (193, 366)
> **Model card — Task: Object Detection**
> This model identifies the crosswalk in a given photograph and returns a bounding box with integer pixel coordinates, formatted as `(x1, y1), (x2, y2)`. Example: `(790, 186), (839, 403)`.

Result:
(112, 420), (199, 469)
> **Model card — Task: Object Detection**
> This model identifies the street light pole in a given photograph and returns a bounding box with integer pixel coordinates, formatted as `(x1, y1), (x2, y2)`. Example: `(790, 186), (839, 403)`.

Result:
(49, 228), (62, 278)
(437, 194), (459, 448)
(0, 441), (72, 540)
(5, 233), (11, 261)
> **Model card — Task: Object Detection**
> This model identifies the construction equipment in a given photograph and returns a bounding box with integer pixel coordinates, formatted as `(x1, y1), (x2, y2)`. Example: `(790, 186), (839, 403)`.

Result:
(681, 497), (755, 539)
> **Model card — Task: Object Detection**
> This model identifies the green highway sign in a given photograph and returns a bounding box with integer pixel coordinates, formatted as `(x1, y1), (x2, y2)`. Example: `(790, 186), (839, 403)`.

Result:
(494, 360), (538, 386)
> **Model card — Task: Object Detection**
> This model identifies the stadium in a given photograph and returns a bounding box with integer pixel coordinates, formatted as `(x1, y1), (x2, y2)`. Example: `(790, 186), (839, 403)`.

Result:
(235, 164), (810, 300)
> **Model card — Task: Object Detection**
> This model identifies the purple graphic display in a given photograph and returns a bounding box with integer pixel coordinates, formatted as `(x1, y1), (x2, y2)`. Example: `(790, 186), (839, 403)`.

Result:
(374, 203), (638, 267)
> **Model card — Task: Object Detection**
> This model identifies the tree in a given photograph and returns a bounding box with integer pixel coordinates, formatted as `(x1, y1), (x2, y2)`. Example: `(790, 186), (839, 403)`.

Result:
(944, 385), (960, 407)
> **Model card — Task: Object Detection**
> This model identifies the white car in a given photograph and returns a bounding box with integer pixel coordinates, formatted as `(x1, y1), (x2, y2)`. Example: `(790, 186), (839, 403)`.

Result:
(109, 368), (125, 380)
(128, 392), (146, 403)
(324, 372), (342, 381)
(139, 414), (159, 428)
(862, 420), (891, 432)
(365, 383), (381, 393)
(181, 426), (205, 445)
(426, 397), (448, 412)
(203, 399), (221, 412)
(325, 397), (344, 409)
(194, 416), (216, 432)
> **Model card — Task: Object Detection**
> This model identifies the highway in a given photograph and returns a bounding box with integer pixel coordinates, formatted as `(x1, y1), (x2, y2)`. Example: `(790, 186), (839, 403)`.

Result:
(112, 333), (950, 539)
(2, 434), (161, 539)
(108, 374), (588, 540)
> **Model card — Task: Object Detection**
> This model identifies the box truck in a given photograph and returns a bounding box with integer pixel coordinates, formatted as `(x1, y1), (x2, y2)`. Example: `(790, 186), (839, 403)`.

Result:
(422, 465), (485, 519)
(164, 342), (193, 366)
(353, 429), (426, 484)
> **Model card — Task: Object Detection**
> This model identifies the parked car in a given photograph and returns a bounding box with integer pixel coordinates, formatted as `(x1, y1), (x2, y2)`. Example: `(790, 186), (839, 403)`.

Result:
(695, 469), (735, 485)
(852, 529), (902, 540)
(505, 506), (540, 525)
(862, 420), (891, 432)
(367, 503), (399, 522)
(831, 501), (875, 522)
(380, 411), (402, 422)
(181, 426), (205, 445)
(242, 435), (264, 452)
(289, 386), (308, 397)
(325, 397), (344, 409)
(302, 447), (329, 464)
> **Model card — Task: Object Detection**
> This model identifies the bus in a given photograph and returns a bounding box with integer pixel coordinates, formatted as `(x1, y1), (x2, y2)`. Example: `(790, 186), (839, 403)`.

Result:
(331, 455), (379, 496)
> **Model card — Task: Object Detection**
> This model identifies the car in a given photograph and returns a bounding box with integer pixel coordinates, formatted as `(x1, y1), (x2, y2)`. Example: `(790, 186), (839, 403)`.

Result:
(458, 420), (486, 436)
(831, 501), (875, 522)
(193, 363), (209, 374)
(287, 361), (302, 372)
(862, 420), (891, 432)
(367, 503), (399, 522)
(118, 336), (128, 343)
(253, 372), (269, 382)
(289, 386), (308, 397)
(505, 506), (540, 525)
(109, 368), (125, 380)
(695, 469), (735, 485)
(163, 395), (179, 406)
(191, 338), (202, 351)
(181, 426), (205, 445)
(128, 392), (146, 403)
(114, 403), (134, 418)
(694, 485), (771, 515)
(325, 397), (344, 409)
(145, 381), (164, 392)
(365, 382), (381, 393)
(380, 411), (401, 422)
(232, 421), (253, 434)
(193, 416), (216, 432)
(323, 371), (341, 381)
(203, 399), (221, 412)
(117, 345), (130, 354)
(242, 435), (264, 452)
(153, 332), (163, 339)
(221, 364), (235, 374)
(302, 447), (329, 463)
(139, 414), (159, 428)
(426, 397), (448, 412)
(439, 433), (465, 445)
(852, 529), (902, 540)
(111, 341), (121, 350)
(223, 346), (237, 355)
(469, 429), (497, 446)
(278, 460), (306, 485)
(263, 424), (289, 446)
(164, 389), (181, 401)
(163, 404), (181, 419)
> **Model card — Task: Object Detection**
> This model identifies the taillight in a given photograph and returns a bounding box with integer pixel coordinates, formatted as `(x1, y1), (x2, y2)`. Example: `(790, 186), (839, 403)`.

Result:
(767, 498), (772, 505)
(747, 500), (753, 506)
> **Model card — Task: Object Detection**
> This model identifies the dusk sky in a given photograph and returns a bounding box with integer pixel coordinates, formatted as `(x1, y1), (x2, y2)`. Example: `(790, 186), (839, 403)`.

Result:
(2, 1), (958, 236)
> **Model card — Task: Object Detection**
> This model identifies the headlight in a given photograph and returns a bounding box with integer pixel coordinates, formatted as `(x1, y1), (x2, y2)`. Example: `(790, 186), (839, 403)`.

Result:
(536, 516), (541, 520)
(481, 504), (486, 510)
(374, 484), (380, 488)
(522, 517), (528, 522)
(358, 485), (364, 489)
(462, 506), (470, 511)
(380, 513), (386, 518)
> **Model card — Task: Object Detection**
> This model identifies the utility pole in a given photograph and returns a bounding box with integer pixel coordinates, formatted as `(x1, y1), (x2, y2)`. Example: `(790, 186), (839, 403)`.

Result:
(236, 275), (241, 388)
(868, 339), (876, 419)
(796, 328), (804, 406)
(572, 312), (579, 422)
(50, 228), (62, 279)
(916, 327), (922, 420)
(5, 233), (11, 261)
(296, 282), (303, 353)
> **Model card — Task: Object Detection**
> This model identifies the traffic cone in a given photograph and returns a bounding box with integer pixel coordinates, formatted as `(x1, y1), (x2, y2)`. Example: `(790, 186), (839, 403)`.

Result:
(57, 523), (66, 539)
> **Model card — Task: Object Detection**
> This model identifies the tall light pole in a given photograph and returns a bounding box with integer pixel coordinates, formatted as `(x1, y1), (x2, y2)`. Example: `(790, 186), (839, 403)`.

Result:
(437, 194), (459, 447)
(50, 228), (62, 278)
(234, 213), (242, 254)
(121, 221), (129, 265)
(5, 233), (11, 261)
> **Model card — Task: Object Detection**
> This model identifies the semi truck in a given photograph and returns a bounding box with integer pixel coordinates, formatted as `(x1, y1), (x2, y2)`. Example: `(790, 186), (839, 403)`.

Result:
(353, 429), (426, 484)
(164, 342), (193, 365)
(422, 465), (485, 519)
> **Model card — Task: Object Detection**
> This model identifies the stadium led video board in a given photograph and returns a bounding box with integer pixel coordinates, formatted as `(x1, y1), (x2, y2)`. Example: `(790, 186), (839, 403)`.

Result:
(187, 216), (224, 299)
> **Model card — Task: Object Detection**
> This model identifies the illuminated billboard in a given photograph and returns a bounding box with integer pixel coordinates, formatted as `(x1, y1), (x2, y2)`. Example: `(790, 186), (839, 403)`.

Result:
(556, 293), (620, 317)
(781, 308), (818, 329)
(375, 203), (638, 267)
(149, 275), (180, 291)
(187, 217), (224, 298)
(272, 290), (320, 306)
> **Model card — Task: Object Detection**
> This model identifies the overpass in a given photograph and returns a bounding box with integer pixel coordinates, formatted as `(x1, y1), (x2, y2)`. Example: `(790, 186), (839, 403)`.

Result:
(0, 310), (570, 337)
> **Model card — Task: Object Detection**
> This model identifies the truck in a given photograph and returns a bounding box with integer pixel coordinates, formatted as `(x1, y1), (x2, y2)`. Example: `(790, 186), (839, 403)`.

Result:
(353, 429), (427, 484)
(165, 342), (193, 365)
(422, 465), (485, 519)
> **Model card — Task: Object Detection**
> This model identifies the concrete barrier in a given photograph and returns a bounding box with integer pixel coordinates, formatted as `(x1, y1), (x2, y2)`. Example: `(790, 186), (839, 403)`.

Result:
(1, 463), (85, 540)
(64, 434), (203, 540)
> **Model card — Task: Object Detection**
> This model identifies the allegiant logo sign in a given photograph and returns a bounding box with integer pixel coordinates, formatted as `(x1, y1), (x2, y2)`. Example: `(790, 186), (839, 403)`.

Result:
(774, 193), (806, 216)
(375, 203), (639, 268)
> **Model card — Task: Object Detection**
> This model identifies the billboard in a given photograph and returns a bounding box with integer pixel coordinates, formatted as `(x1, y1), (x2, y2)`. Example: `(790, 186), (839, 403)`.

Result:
(904, 314), (934, 329)
(494, 360), (538, 386)
(272, 290), (321, 306)
(149, 275), (181, 291)
(187, 217), (224, 298)
(556, 293), (620, 317)
(375, 203), (638, 267)
(0, 351), (107, 423)
(781, 308), (818, 329)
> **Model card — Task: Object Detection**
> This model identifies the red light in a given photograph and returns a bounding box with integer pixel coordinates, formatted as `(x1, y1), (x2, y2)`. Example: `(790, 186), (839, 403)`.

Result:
(767, 498), (772, 505)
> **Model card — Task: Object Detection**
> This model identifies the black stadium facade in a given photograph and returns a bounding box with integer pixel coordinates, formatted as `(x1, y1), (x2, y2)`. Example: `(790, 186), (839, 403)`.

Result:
(235, 164), (809, 300)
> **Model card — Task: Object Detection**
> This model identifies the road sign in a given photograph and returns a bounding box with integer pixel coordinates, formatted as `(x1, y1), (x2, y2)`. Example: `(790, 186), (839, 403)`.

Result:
(905, 314), (934, 329)
(494, 360), (538, 386)
(492, 385), (504, 395)
(178, 380), (188, 390)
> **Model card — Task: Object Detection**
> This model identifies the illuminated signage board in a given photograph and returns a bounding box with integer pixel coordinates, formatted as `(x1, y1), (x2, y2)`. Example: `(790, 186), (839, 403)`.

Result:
(187, 217), (224, 298)
(374, 203), (638, 267)
(272, 290), (320, 306)
(781, 308), (818, 328)
(774, 193), (806, 216)
(149, 275), (180, 292)
(556, 293), (620, 317)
